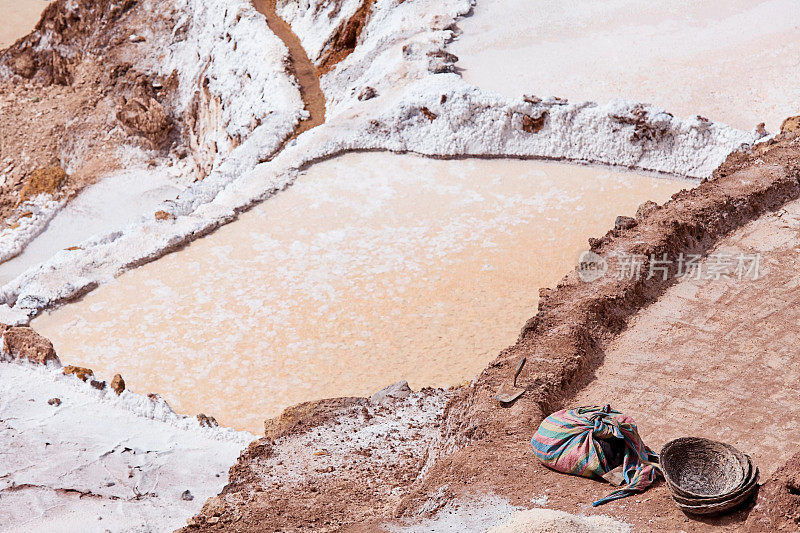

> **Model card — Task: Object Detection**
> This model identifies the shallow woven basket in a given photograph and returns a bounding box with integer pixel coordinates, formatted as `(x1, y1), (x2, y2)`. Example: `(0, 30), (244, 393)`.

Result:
(667, 456), (758, 505)
(671, 461), (759, 507)
(673, 475), (759, 516)
(660, 437), (748, 499)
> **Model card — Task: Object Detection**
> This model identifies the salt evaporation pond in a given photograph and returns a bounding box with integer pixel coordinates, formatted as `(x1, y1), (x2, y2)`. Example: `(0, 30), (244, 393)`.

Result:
(34, 154), (685, 432)
(452, 0), (800, 132)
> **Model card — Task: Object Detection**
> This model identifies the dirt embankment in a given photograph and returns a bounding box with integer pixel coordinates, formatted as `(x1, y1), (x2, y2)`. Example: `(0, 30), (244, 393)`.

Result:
(747, 451), (800, 530)
(182, 131), (800, 532)
(0, 0), (183, 230)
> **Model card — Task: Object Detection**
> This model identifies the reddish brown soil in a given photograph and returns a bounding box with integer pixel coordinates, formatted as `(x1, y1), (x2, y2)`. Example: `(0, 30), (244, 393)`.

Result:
(317, 0), (375, 75)
(573, 194), (800, 475)
(747, 451), (800, 531)
(0, 0), (181, 229)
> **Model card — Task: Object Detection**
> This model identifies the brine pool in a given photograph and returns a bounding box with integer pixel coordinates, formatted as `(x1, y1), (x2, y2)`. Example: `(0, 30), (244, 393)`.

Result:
(0, 0), (51, 48)
(33, 153), (686, 432)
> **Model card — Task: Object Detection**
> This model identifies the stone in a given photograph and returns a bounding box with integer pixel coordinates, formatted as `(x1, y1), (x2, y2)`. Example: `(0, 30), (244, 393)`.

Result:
(116, 96), (171, 147)
(203, 496), (226, 518)
(17, 167), (67, 205)
(90, 379), (106, 390)
(610, 103), (669, 142)
(63, 365), (94, 382)
(635, 200), (658, 220)
(426, 49), (459, 63)
(426, 49), (458, 73)
(370, 380), (412, 404)
(48, 398), (61, 406)
(181, 489), (194, 501)
(357, 86), (377, 101)
(154, 210), (173, 221)
(781, 115), (800, 134)
(197, 413), (219, 428)
(2, 326), (60, 365)
(420, 107), (437, 121)
(614, 215), (637, 230)
(522, 113), (546, 133)
(111, 374), (125, 395)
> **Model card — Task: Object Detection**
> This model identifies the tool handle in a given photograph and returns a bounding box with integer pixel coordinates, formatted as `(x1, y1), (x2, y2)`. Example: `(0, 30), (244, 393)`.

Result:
(512, 357), (527, 387)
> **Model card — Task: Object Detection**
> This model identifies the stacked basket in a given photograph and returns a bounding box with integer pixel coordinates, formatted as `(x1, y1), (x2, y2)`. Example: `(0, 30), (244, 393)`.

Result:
(660, 437), (759, 515)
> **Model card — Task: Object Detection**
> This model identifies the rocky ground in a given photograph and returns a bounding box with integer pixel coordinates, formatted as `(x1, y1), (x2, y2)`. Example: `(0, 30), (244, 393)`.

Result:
(0, 0), (187, 201)
(0, 0), (189, 265)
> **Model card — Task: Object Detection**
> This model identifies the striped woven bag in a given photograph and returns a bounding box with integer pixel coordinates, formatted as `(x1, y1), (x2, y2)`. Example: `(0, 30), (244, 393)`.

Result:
(531, 405), (660, 506)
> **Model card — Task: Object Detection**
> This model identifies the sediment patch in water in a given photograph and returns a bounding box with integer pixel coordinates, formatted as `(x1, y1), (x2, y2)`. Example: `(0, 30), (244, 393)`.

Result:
(34, 154), (685, 433)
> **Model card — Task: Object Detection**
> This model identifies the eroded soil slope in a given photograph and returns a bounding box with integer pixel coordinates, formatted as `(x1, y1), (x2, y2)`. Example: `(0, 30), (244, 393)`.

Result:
(0, 0), (182, 229)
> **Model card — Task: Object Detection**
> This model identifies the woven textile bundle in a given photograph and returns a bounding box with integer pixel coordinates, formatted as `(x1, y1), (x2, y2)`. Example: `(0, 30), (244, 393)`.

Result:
(531, 405), (659, 506)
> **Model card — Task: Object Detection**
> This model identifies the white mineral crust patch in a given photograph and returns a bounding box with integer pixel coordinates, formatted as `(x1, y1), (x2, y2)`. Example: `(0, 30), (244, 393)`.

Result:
(0, 361), (253, 533)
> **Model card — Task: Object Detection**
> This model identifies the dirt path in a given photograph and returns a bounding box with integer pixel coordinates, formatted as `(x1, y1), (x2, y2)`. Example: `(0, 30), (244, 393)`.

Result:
(252, 0), (326, 147)
(573, 197), (800, 475)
